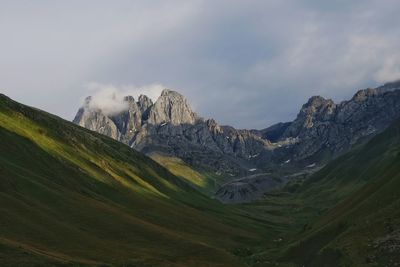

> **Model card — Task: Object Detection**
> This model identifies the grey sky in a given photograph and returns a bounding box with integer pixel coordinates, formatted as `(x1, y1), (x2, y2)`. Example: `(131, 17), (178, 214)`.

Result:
(1, 0), (400, 129)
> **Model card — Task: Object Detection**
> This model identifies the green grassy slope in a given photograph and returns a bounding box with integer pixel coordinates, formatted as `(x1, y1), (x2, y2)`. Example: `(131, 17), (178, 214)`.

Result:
(250, 118), (400, 266)
(149, 152), (233, 196)
(0, 94), (275, 267)
(3, 92), (399, 267)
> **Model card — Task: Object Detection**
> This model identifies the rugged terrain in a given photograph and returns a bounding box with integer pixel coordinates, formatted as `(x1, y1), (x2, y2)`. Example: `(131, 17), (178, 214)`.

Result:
(253, 117), (400, 266)
(74, 81), (400, 202)
(1, 93), (400, 266)
(74, 89), (270, 177)
(0, 94), (275, 266)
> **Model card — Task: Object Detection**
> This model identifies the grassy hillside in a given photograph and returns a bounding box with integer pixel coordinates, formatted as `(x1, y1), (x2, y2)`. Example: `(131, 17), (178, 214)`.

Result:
(2, 92), (400, 267)
(0, 94), (278, 267)
(249, 118), (400, 266)
(149, 152), (240, 197)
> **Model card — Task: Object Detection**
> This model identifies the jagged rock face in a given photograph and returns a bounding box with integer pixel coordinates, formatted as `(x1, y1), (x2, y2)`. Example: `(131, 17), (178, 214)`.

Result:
(133, 123), (252, 174)
(137, 94), (153, 120)
(147, 89), (198, 125)
(74, 95), (147, 145)
(284, 96), (336, 137)
(74, 97), (120, 140)
(74, 82), (400, 176)
(73, 89), (269, 174)
(255, 122), (291, 142)
(131, 118), (270, 175)
(109, 96), (142, 144)
(279, 82), (400, 160)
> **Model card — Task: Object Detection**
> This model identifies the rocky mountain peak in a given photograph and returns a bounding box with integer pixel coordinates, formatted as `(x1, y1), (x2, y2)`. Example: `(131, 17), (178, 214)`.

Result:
(123, 96), (135, 103)
(74, 83), (400, 181)
(303, 96), (334, 110)
(147, 89), (198, 125)
(138, 94), (152, 103)
(160, 88), (175, 96)
(285, 95), (337, 133)
(352, 88), (380, 102)
(206, 118), (222, 134)
(137, 94), (153, 117)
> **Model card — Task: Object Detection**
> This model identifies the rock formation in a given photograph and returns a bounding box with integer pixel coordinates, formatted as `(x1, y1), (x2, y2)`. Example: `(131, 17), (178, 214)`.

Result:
(275, 81), (400, 161)
(74, 82), (400, 178)
(74, 89), (270, 175)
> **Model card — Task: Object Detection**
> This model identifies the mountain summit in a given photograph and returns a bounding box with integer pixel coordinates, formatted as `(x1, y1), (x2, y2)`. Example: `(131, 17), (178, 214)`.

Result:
(147, 89), (198, 125)
(74, 89), (269, 176)
(74, 89), (198, 133)
(74, 83), (400, 202)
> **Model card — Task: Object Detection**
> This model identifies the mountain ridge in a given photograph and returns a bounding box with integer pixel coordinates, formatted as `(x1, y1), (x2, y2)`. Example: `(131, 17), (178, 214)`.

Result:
(74, 81), (400, 202)
(2, 89), (400, 266)
(74, 82), (400, 162)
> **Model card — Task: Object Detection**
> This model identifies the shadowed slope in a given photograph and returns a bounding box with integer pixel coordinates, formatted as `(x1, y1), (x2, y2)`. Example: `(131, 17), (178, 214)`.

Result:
(250, 118), (400, 266)
(0, 94), (271, 267)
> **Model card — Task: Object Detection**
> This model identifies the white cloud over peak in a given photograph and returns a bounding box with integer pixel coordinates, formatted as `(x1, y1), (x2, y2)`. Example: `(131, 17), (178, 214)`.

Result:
(374, 56), (400, 83)
(85, 82), (165, 115)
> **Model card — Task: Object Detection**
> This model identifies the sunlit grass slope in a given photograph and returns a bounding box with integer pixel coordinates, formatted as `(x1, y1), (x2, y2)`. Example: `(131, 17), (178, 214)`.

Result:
(149, 153), (223, 196)
(0, 94), (272, 267)
(3, 92), (398, 267)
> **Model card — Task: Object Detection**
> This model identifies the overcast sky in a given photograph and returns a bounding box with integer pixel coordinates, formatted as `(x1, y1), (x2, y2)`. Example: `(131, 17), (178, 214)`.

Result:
(1, 0), (400, 129)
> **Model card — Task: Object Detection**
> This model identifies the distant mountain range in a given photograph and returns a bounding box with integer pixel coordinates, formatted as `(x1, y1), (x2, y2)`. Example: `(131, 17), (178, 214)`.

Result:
(74, 81), (400, 202)
(74, 89), (269, 176)
(1, 84), (400, 266)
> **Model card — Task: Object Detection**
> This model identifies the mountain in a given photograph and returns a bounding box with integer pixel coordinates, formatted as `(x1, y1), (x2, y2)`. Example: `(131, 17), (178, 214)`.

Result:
(251, 117), (400, 266)
(74, 89), (271, 177)
(74, 81), (400, 202)
(0, 94), (274, 267)
(276, 81), (400, 161)
(2, 92), (400, 266)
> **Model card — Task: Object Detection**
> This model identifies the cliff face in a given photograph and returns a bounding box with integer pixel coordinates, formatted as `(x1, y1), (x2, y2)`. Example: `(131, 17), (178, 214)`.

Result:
(73, 89), (269, 175)
(277, 82), (400, 161)
(74, 96), (120, 140)
(74, 82), (400, 176)
(146, 89), (198, 125)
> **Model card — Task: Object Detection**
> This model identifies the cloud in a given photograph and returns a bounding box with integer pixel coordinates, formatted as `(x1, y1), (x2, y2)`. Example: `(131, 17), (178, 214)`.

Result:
(85, 82), (165, 115)
(1, 1), (400, 128)
(85, 84), (129, 115)
(374, 56), (400, 83)
(88, 0), (400, 128)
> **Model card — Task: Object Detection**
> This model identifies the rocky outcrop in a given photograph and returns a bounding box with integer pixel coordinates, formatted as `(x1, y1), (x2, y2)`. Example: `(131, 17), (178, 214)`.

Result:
(147, 89), (198, 125)
(137, 94), (153, 116)
(74, 82), (400, 178)
(276, 81), (400, 161)
(74, 97), (120, 140)
(215, 173), (284, 203)
(73, 89), (269, 175)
